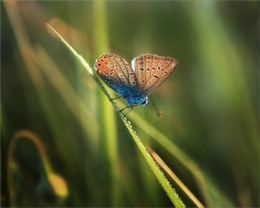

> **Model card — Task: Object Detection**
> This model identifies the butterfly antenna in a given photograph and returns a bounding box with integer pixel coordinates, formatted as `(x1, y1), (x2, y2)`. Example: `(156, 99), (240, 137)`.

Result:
(149, 99), (162, 118)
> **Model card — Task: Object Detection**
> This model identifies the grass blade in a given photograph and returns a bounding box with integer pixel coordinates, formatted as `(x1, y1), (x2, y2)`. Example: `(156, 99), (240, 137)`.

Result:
(46, 23), (185, 207)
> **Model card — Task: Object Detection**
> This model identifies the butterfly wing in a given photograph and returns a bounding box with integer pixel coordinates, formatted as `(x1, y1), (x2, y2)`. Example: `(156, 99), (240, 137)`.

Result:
(132, 54), (178, 97)
(95, 53), (139, 96)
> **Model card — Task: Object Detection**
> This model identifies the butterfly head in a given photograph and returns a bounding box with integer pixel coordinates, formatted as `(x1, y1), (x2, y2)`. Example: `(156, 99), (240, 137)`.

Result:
(141, 97), (149, 107)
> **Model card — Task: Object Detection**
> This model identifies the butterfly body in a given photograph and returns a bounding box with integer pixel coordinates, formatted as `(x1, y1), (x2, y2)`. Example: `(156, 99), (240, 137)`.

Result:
(95, 53), (178, 115)
(122, 91), (148, 107)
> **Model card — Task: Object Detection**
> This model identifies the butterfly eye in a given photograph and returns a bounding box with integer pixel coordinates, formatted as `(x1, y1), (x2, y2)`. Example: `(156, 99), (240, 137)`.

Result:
(141, 98), (148, 106)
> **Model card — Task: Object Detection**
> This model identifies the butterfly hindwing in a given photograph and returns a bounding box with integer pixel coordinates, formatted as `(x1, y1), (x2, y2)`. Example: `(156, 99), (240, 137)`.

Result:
(133, 54), (178, 96)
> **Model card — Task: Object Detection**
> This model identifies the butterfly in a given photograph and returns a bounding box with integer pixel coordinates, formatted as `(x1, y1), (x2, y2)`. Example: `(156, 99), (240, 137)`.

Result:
(94, 53), (178, 117)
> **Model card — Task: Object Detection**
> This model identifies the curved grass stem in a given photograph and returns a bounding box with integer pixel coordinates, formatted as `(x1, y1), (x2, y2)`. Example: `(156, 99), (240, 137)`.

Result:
(7, 130), (63, 207)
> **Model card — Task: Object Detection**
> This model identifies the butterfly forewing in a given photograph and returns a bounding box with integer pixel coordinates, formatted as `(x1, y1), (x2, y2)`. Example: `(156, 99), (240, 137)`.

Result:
(143, 54), (153, 86)
(133, 54), (178, 96)
(95, 53), (138, 94)
(113, 54), (138, 87)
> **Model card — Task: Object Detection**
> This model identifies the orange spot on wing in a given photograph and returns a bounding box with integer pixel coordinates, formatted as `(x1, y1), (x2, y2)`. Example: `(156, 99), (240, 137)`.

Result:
(98, 70), (103, 75)
(100, 64), (105, 69)
(100, 59), (107, 65)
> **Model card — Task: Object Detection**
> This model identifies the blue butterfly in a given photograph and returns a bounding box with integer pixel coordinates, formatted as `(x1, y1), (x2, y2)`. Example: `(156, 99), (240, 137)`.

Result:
(95, 53), (178, 116)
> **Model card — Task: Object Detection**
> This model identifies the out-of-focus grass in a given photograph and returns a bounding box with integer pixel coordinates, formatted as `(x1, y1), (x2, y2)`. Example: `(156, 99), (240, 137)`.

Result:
(92, 1), (119, 206)
(2, 0), (259, 207)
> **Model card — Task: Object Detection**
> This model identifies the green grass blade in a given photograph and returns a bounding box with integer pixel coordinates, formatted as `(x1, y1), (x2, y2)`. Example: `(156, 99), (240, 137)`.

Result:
(46, 24), (185, 207)
(127, 110), (234, 207)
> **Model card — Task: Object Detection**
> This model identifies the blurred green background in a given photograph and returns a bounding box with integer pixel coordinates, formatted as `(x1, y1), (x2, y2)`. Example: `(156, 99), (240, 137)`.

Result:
(1, 1), (259, 207)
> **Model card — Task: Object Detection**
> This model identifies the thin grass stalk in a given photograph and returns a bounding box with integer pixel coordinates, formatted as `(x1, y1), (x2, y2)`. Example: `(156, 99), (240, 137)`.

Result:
(4, 5), (89, 205)
(127, 110), (234, 206)
(92, 0), (119, 206)
(4, 1), (83, 175)
(46, 24), (185, 208)
(149, 148), (204, 208)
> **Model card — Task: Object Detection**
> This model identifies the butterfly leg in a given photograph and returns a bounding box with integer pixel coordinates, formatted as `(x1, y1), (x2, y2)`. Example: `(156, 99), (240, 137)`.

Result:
(109, 95), (122, 101)
(119, 105), (130, 113)
(119, 105), (134, 116)
(123, 106), (134, 116)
